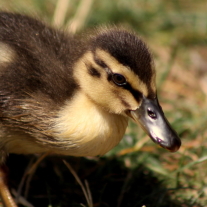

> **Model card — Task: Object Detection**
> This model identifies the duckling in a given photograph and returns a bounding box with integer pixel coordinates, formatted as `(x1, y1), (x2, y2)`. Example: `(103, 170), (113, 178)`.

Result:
(0, 11), (181, 206)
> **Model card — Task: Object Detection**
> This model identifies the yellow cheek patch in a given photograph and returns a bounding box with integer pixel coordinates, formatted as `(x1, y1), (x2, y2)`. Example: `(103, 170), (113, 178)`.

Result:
(73, 49), (156, 115)
(73, 52), (125, 113)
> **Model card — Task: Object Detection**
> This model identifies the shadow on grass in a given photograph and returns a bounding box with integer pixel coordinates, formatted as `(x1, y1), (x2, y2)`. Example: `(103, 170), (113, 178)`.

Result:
(6, 154), (196, 207)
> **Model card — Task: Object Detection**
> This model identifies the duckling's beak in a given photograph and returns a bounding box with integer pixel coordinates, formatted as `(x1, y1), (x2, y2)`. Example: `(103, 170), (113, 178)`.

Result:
(129, 96), (181, 152)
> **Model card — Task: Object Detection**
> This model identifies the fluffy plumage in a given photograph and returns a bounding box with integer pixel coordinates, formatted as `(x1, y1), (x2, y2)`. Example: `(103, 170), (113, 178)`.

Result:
(0, 12), (180, 163)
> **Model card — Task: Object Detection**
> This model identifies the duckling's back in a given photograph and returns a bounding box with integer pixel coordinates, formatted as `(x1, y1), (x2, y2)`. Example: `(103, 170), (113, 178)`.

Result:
(0, 12), (84, 104)
(0, 12), (86, 158)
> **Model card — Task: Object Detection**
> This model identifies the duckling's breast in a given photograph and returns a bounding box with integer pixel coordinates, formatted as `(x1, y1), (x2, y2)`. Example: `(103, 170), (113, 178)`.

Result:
(53, 91), (128, 156)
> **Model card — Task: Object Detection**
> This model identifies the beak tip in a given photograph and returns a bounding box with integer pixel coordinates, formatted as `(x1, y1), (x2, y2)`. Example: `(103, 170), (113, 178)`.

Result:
(156, 136), (181, 152)
(168, 139), (181, 152)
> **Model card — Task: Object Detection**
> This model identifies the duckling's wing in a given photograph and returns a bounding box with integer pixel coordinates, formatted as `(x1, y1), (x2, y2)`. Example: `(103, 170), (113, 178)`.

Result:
(1, 13), (87, 105)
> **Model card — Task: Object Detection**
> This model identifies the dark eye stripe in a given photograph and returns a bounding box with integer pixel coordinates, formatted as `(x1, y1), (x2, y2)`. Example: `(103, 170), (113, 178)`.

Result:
(106, 72), (142, 102)
(123, 84), (142, 102)
(93, 53), (143, 102)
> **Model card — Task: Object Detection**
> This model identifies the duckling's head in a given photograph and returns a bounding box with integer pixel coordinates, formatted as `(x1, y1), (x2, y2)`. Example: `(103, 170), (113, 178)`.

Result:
(74, 28), (181, 152)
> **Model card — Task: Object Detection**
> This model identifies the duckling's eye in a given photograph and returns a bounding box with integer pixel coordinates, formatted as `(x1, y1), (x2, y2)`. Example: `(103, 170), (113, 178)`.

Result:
(112, 74), (127, 86)
(147, 108), (157, 119)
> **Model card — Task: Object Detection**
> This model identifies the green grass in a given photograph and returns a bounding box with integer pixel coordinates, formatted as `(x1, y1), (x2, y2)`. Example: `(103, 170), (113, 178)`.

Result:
(1, 0), (207, 206)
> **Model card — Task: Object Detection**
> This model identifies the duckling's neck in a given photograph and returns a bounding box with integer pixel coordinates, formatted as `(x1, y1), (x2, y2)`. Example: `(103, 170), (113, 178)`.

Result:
(54, 91), (128, 156)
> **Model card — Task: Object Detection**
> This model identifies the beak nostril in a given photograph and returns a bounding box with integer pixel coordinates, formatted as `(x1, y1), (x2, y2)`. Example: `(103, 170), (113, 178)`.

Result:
(147, 108), (157, 119)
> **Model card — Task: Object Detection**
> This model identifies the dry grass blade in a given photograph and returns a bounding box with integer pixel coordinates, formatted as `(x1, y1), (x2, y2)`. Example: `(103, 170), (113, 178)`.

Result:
(53, 0), (71, 27)
(63, 160), (93, 207)
(15, 157), (35, 203)
(118, 136), (149, 156)
(174, 155), (207, 174)
(15, 153), (49, 203)
(84, 180), (93, 206)
(26, 153), (49, 175)
(67, 0), (94, 33)
(117, 171), (132, 207)
(11, 189), (34, 207)
(24, 153), (49, 198)
(0, 167), (17, 207)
